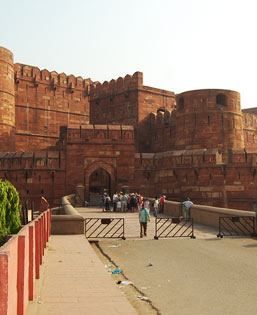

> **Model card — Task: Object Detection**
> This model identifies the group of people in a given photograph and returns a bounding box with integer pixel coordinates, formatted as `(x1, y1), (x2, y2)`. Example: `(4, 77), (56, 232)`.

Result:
(101, 191), (193, 238)
(101, 192), (166, 217)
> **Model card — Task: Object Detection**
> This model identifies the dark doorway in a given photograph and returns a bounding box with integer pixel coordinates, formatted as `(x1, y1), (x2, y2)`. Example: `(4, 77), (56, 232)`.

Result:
(89, 168), (111, 195)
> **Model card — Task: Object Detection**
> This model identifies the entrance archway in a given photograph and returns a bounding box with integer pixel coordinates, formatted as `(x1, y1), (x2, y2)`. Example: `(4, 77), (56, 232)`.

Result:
(85, 161), (115, 204)
(89, 168), (111, 195)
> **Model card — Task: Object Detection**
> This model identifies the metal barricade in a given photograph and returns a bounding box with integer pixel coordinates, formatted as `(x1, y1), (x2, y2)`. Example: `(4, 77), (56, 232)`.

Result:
(85, 218), (125, 239)
(154, 217), (195, 239)
(217, 216), (256, 238)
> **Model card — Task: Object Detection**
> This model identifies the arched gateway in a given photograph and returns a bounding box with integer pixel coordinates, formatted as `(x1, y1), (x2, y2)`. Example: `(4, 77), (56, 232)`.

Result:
(89, 168), (110, 194)
(85, 161), (115, 205)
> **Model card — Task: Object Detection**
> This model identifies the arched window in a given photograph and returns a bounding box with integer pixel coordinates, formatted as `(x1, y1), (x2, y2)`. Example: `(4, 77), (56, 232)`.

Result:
(178, 97), (184, 110)
(216, 94), (227, 106)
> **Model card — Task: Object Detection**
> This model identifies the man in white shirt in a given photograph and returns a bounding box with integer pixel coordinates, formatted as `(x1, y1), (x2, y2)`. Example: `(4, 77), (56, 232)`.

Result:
(113, 192), (118, 212)
(182, 198), (193, 220)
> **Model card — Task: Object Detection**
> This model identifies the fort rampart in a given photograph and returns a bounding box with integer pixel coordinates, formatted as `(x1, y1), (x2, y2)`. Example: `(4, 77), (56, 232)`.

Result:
(14, 63), (91, 151)
(1, 45), (257, 210)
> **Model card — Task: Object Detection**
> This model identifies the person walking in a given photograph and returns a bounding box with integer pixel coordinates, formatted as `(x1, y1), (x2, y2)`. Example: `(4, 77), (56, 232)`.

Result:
(139, 202), (150, 238)
(144, 198), (150, 215)
(182, 198), (193, 220)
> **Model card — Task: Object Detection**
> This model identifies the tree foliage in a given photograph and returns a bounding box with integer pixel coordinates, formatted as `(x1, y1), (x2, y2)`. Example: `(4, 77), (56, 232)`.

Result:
(0, 180), (21, 238)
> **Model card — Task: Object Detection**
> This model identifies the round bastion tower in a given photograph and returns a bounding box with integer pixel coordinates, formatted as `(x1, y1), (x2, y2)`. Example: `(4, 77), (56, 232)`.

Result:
(0, 47), (15, 151)
(175, 89), (244, 151)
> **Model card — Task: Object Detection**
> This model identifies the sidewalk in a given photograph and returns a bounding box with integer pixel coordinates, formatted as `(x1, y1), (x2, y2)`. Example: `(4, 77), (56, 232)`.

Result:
(26, 235), (137, 315)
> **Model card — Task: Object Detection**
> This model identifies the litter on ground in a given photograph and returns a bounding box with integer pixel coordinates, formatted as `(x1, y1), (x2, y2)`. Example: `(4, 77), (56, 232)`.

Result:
(137, 296), (149, 301)
(112, 269), (122, 274)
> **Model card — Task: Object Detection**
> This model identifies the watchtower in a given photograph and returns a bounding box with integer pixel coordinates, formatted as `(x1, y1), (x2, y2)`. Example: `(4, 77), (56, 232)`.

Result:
(175, 89), (244, 151)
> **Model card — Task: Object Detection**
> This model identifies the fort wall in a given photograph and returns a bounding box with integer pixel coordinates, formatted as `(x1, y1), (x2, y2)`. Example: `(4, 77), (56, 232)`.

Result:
(63, 125), (135, 199)
(243, 112), (257, 149)
(175, 89), (244, 150)
(14, 63), (91, 151)
(0, 47), (15, 151)
(89, 72), (175, 151)
(1, 45), (257, 211)
(150, 89), (246, 153)
(134, 148), (257, 210)
(0, 150), (66, 207)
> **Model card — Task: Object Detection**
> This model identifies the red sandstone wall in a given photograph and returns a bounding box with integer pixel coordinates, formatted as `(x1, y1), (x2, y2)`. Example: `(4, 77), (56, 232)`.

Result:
(89, 72), (175, 152)
(243, 112), (257, 150)
(64, 125), (135, 199)
(174, 89), (244, 151)
(89, 72), (142, 126)
(133, 148), (257, 211)
(14, 64), (91, 151)
(0, 47), (15, 151)
(137, 86), (175, 151)
(150, 110), (176, 152)
(0, 151), (66, 207)
(150, 89), (245, 153)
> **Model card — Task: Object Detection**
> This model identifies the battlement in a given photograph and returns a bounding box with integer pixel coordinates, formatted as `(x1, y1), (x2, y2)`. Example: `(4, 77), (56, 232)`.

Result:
(14, 63), (92, 90)
(136, 147), (257, 169)
(0, 150), (64, 170)
(150, 109), (176, 128)
(65, 124), (134, 143)
(89, 71), (143, 99)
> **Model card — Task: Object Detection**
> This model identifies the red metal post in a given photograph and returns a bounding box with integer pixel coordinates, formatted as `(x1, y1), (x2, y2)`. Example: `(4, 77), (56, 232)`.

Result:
(17, 235), (25, 315)
(39, 217), (42, 265)
(0, 253), (8, 315)
(35, 220), (40, 279)
(28, 226), (34, 300)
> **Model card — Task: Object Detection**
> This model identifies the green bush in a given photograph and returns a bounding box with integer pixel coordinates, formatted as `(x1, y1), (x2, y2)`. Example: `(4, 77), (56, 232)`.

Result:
(0, 180), (21, 240)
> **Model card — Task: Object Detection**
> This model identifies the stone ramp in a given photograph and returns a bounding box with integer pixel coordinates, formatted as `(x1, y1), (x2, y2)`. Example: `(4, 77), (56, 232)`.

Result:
(26, 235), (137, 315)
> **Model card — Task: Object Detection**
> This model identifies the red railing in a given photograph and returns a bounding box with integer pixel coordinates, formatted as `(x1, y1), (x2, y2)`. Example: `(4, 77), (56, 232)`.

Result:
(0, 208), (51, 315)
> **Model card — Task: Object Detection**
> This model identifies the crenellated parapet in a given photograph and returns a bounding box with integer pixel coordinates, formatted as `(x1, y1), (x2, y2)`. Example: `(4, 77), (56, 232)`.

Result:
(150, 109), (176, 128)
(13, 63), (92, 151)
(14, 63), (92, 91)
(63, 124), (134, 144)
(89, 72), (143, 99)
(0, 150), (64, 170)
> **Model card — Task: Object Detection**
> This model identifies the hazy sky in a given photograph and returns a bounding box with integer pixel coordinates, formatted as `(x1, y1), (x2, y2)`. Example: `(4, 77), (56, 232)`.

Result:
(1, 0), (257, 108)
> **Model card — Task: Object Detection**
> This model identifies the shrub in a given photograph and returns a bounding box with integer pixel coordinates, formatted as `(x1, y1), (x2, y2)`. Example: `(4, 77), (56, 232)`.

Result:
(0, 180), (21, 240)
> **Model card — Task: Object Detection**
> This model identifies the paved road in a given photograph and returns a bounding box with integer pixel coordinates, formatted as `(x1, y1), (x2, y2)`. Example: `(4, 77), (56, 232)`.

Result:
(97, 236), (257, 315)
(78, 207), (257, 315)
